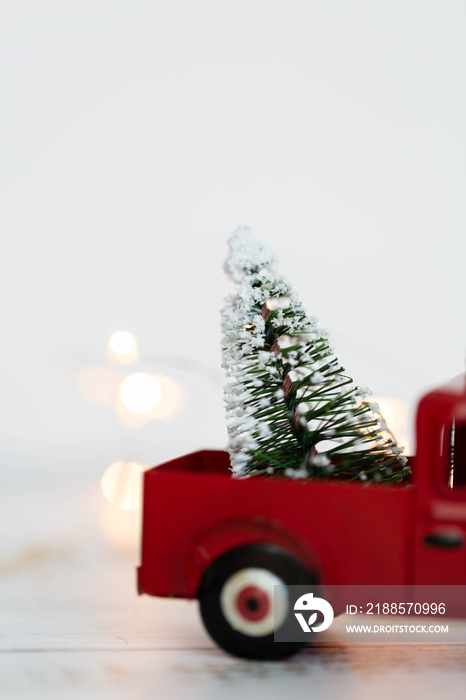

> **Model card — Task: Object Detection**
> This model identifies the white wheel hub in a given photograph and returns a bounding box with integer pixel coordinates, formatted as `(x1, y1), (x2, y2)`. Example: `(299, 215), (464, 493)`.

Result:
(219, 567), (289, 637)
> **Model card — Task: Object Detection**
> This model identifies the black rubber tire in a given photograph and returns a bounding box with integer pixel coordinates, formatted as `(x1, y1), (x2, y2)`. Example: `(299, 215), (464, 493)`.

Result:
(198, 543), (316, 660)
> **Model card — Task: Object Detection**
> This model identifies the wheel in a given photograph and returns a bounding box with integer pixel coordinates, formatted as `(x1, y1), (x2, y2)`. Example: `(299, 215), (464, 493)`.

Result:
(198, 543), (316, 660)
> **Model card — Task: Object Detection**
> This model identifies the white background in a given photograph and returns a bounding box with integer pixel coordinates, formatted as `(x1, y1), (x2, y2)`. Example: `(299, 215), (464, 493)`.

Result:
(1, 0), (465, 478)
(1, 5), (466, 697)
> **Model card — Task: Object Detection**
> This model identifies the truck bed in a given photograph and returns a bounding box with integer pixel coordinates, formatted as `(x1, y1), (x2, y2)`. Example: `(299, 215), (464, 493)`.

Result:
(138, 450), (415, 599)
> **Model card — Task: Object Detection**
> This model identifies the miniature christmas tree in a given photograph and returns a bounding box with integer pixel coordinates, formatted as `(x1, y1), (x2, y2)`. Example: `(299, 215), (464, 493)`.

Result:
(221, 227), (409, 483)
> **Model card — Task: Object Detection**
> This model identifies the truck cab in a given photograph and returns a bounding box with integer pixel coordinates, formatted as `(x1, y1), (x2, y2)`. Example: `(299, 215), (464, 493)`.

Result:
(413, 375), (466, 591)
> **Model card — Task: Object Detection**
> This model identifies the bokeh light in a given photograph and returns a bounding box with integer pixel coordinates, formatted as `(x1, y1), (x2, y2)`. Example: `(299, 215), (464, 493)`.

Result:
(266, 296), (291, 310)
(119, 373), (161, 414)
(372, 397), (410, 454)
(149, 374), (186, 420)
(107, 331), (139, 365)
(101, 460), (146, 511)
(77, 367), (122, 405)
(115, 373), (186, 427)
(99, 501), (141, 552)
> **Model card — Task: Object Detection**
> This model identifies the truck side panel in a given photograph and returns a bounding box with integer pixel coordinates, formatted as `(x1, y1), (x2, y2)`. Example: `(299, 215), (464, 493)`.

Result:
(138, 451), (414, 599)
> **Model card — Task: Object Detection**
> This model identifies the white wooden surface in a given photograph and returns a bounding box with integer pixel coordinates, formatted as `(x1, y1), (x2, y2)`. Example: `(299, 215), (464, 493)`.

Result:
(2, 479), (466, 699)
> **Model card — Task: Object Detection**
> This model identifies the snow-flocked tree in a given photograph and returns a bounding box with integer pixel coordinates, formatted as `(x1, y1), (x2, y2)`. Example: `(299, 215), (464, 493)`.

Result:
(221, 227), (410, 483)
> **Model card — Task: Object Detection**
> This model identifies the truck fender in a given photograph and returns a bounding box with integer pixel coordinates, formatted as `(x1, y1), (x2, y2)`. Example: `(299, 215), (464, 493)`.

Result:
(184, 517), (321, 599)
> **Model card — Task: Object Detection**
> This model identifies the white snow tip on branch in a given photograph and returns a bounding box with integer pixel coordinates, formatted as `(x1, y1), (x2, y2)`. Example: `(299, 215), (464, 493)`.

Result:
(310, 371), (325, 384)
(309, 454), (331, 468)
(266, 296), (291, 310)
(224, 227), (276, 283)
(284, 467), (308, 479)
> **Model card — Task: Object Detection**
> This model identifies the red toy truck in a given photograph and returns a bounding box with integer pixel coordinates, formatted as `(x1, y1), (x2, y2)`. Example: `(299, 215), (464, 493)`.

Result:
(137, 375), (466, 659)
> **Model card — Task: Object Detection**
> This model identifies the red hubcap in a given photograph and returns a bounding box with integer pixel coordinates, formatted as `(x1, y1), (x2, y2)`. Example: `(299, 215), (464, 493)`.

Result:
(236, 585), (270, 621)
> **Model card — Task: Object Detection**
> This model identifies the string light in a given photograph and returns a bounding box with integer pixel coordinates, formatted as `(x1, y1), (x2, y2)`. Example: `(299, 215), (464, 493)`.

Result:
(108, 331), (139, 365)
(149, 374), (185, 420)
(99, 502), (140, 552)
(119, 373), (161, 414)
(372, 397), (410, 454)
(100, 460), (148, 550)
(101, 460), (146, 510)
